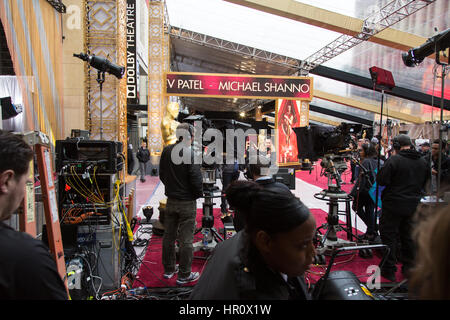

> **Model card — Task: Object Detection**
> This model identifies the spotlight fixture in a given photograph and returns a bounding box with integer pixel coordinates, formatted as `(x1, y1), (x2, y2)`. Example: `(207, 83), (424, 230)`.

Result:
(402, 28), (450, 67)
(239, 111), (245, 118)
(46, 0), (66, 13)
(73, 52), (125, 79)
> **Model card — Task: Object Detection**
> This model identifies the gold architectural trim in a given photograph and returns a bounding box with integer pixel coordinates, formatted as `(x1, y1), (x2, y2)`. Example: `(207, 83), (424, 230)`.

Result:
(148, 0), (169, 153)
(309, 115), (341, 127)
(314, 89), (425, 124)
(224, 0), (433, 58)
(117, 0), (128, 173)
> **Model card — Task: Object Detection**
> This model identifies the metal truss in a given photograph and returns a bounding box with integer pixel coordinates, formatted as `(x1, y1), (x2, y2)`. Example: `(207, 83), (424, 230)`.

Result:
(173, 54), (239, 74)
(299, 0), (436, 72)
(168, 25), (449, 112)
(168, 25), (302, 70)
(168, 1), (435, 75)
(239, 99), (272, 113)
(168, 26), (296, 112)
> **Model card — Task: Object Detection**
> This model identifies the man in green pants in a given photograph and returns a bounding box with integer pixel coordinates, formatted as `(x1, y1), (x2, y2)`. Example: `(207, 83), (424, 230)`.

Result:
(159, 123), (203, 285)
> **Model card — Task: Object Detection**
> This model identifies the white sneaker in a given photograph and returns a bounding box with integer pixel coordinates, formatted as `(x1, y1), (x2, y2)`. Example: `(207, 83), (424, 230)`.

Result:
(176, 272), (200, 285)
(163, 264), (179, 279)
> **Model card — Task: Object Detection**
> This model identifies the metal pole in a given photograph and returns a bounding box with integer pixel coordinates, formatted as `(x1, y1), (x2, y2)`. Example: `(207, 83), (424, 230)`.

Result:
(97, 71), (105, 140)
(375, 89), (384, 219)
(436, 65), (447, 199)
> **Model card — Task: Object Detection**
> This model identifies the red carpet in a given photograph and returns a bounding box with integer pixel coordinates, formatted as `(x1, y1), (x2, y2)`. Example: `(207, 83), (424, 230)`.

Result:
(295, 163), (405, 285)
(135, 176), (160, 213)
(133, 206), (404, 289)
(133, 208), (222, 289)
(295, 159), (354, 194)
(307, 209), (405, 286)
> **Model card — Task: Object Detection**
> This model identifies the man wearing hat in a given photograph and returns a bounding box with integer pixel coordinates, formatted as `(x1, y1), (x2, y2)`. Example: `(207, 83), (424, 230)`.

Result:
(376, 134), (428, 282)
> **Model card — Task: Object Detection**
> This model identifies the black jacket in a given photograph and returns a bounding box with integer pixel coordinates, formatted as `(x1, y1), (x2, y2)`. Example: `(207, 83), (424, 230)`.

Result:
(136, 147), (150, 163)
(159, 142), (203, 201)
(189, 231), (311, 300)
(377, 148), (428, 215)
(432, 154), (450, 190)
(350, 157), (379, 198)
(0, 222), (68, 300)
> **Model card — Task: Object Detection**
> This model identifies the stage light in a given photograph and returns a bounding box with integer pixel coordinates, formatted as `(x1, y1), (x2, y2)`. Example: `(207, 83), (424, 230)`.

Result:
(73, 52), (125, 79)
(402, 28), (450, 67)
(239, 111), (245, 118)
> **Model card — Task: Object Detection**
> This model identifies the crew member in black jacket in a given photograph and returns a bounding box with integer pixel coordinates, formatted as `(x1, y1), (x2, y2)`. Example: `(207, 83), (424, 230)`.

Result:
(350, 143), (381, 242)
(159, 123), (203, 285)
(376, 134), (428, 282)
(190, 180), (316, 300)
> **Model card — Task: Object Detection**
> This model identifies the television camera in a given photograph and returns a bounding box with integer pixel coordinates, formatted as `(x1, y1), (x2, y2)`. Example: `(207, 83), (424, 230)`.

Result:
(296, 123), (370, 261)
(297, 123), (361, 193)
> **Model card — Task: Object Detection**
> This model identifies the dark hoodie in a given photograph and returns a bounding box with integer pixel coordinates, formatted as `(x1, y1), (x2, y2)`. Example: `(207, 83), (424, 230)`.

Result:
(377, 148), (428, 216)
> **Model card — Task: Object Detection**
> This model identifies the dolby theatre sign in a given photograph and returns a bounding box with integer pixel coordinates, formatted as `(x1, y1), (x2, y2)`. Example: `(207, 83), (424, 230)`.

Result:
(126, 0), (137, 105)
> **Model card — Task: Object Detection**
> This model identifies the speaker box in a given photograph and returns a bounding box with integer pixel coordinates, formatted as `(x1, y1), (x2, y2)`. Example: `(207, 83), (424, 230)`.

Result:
(1, 96), (19, 120)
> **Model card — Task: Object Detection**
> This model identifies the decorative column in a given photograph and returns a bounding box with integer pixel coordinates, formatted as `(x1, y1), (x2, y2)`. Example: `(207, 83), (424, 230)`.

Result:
(116, 0), (128, 162)
(148, 0), (169, 154)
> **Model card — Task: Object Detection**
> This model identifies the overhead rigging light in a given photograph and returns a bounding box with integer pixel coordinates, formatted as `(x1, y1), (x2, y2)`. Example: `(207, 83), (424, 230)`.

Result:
(73, 53), (125, 79)
(402, 28), (450, 67)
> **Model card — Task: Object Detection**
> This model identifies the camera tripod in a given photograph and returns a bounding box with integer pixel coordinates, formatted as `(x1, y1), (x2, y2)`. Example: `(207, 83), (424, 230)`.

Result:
(192, 187), (224, 256)
(313, 165), (360, 264)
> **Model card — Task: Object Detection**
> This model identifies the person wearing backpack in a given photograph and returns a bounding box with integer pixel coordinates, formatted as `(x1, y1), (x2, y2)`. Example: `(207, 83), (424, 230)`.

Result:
(350, 143), (380, 243)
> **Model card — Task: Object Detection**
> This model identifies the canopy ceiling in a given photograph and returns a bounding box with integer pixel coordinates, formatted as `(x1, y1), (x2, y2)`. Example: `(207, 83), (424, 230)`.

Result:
(165, 0), (450, 126)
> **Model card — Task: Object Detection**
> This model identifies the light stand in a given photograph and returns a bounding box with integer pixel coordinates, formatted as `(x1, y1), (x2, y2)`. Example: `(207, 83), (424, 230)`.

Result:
(73, 53), (125, 141)
(369, 67), (396, 223)
(435, 57), (449, 201)
(374, 89), (384, 214)
(97, 70), (106, 140)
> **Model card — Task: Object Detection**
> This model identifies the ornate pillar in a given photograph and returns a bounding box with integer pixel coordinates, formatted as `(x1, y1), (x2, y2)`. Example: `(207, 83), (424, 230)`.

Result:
(116, 0), (128, 164)
(148, 0), (169, 154)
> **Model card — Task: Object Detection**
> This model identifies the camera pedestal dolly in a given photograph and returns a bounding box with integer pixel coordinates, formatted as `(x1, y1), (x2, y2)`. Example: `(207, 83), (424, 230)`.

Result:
(193, 188), (224, 256)
(313, 186), (373, 264)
